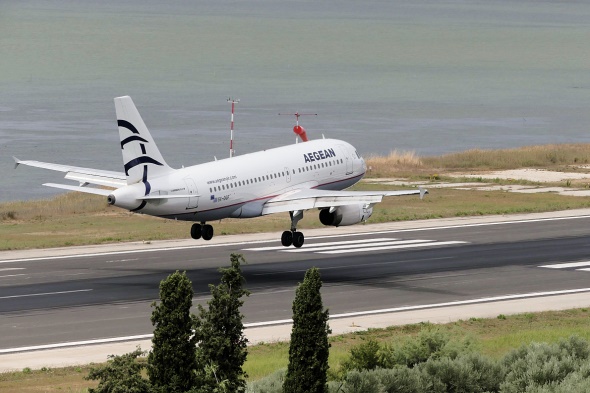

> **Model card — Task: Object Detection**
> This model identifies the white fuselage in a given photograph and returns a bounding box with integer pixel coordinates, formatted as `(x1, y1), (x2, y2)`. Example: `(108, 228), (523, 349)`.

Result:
(112, 138), (366, 221)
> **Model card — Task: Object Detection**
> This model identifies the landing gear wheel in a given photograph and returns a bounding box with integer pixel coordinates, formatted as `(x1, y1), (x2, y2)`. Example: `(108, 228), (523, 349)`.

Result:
(281, 231), (293, 247)
(202, 224), (214, 241)
(292, 231), (304, 248)
(190, 223), (202, 239)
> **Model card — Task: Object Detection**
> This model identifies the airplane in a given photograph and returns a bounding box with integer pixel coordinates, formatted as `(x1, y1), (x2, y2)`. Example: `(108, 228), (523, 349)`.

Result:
(14, 96), (427, 248)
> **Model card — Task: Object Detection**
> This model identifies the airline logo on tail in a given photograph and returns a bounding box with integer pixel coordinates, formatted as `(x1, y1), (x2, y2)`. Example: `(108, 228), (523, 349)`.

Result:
(118, 120), (165, 177)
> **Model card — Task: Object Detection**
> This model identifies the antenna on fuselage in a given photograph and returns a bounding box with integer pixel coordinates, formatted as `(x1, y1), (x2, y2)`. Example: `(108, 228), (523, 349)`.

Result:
(228, 98), (240, 157)
(278, 112), (317, 143)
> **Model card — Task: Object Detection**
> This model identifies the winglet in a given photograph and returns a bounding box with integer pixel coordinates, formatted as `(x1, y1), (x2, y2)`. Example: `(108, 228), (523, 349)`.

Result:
(12, 156), (20, 170)
(419, 186), (428, 200)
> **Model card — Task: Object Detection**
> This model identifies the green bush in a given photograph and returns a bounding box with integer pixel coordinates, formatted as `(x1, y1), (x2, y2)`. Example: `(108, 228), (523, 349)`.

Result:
(246, 369), (285, 393)
(418, 353), (504, 393)
(342, 339), (381, 372)
(86, 348), (150, 393)
(372, 367), (440, 393)
(379, 328), (473, 369)
(336, 369), (382, 393)
(525, 363), (590, 392)
(501, 336), (590, 393)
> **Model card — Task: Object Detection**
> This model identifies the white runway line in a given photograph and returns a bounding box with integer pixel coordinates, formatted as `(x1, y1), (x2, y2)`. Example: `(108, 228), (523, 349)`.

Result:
(0, 289), (92, 300)
(0, 268), (25, 272)
(539, 261), (590, 269)
(244, 238), (397, 252)
(318, 241), (468, 254)
(282, 239), (433, 253)
(0, 274), (27, 279)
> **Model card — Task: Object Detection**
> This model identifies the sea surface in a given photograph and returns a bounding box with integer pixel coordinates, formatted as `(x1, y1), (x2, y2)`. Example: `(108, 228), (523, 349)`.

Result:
(1, 0), (590, 201)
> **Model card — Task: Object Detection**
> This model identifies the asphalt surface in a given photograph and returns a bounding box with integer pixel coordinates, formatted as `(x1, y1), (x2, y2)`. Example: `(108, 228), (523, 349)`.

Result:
(2, 211), (590, 351)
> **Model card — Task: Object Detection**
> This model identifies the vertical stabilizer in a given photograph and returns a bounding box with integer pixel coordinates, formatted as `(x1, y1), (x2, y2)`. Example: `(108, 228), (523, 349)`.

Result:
(114, 96), (173, 187)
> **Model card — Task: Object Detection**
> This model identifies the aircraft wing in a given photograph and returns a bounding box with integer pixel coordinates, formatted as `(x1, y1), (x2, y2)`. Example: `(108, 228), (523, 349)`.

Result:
(13, 157), (126, 188)
(262, 188), (426, 215)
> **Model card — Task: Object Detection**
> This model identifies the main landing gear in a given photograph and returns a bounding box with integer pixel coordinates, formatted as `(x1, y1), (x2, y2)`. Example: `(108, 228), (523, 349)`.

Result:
(191, 222), (214, 241)
(281, 210), (305, 248)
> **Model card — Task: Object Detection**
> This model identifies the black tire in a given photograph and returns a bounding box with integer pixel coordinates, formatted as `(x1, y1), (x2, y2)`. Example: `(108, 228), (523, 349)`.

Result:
(202, 224), (214, 241)
(190, 223), (202, 239)
(281, 231), (293, 247)
(293, 231), (304, 248)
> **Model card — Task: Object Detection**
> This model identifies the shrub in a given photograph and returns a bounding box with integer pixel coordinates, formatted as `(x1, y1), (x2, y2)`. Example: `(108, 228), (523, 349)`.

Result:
(373, 367), (441, 393)
(525, 363), (590, 392)
(418, 353), (504, 393)
(86, 348), (150, 393)
(245, 369), (285, 393)
(342, 339), (381, 372)
(337, 369), (382, 393)
(501, 336), (590, 393)
(379, 327), (473, 368)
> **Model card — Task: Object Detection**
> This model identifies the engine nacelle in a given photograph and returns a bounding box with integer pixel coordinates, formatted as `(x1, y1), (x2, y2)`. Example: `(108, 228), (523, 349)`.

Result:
(319, 204), (374, 227)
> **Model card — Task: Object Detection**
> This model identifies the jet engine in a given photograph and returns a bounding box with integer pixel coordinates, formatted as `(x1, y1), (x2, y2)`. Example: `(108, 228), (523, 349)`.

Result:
(319, 204), (374, 227)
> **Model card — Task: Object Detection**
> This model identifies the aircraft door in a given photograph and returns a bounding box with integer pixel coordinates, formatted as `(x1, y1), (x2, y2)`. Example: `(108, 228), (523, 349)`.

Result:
(285, 167), (291, 183)
(184, 178), (199, 209)
(338, 144), (354, 175)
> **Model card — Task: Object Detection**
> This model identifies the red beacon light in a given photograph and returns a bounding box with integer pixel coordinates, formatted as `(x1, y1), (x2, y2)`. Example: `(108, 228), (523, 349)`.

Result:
(279, 112), (317, 143)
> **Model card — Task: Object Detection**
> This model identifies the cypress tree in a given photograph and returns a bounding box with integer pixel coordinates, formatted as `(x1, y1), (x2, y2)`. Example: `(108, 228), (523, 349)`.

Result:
(284, 267), (331, 393)
(193, 253), (250, 393)
(148, 271), (198, 393)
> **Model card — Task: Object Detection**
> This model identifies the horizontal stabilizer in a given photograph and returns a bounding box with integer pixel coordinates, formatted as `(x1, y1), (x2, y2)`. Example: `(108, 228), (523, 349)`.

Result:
(43, 183), (112, 196)
(15, 158), (126, 188)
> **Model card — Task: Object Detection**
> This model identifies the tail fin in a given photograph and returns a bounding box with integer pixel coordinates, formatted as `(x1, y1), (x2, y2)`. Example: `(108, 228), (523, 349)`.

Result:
(114, 96), (174, 186)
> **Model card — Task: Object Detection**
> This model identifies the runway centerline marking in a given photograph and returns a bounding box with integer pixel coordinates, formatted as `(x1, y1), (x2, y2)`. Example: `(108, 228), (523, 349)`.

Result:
(0, 289), (93, 300)
(0, 268), (25, 272)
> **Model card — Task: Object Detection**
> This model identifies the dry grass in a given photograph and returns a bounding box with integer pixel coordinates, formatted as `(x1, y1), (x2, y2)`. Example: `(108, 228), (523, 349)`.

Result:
(365, 143), (590, 177)
(424, 143), (590, 170)
(0, 192), (109, 222)
(365, 150), (424, 176)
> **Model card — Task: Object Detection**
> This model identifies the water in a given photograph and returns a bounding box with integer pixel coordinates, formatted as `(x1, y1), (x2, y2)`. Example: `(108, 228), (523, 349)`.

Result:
(2, 0), (590, 201)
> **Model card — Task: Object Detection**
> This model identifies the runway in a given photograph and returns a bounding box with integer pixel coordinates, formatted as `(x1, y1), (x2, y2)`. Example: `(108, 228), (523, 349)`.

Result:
(2, 209), (590, 362)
